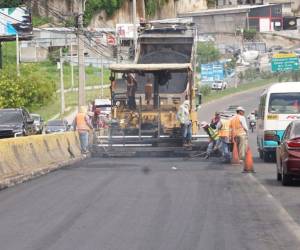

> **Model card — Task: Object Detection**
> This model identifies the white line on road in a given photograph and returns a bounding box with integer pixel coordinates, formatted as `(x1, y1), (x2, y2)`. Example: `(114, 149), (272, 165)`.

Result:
(248, 174), (300, 243)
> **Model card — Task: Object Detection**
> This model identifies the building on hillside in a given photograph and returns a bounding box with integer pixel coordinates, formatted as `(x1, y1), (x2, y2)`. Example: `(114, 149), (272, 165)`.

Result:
(264, 0), (296, 15)
(178, 4), (283, 34)
(217, 0), (263, 8)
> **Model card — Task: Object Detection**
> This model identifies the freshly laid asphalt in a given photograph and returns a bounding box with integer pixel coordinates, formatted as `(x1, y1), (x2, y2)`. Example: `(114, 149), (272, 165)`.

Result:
(1, 85), (300, 250)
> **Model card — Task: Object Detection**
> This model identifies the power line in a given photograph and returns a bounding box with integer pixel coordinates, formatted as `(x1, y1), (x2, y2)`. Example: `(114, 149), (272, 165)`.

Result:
(29, 1), (113, 57)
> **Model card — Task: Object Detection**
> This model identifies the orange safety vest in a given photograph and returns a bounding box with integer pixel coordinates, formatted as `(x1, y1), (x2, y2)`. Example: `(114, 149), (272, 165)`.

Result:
(76, 113), (90, 131)
(230, 115), (246, 137)
(219, 119), (230, 138)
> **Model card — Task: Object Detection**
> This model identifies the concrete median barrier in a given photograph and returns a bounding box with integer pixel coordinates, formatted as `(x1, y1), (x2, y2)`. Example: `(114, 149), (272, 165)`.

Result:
(0, 132), (83, 189)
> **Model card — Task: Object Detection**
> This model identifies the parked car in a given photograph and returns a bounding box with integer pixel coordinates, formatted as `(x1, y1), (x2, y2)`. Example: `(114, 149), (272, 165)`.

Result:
(276, 120), (300, 186)
(45, 119), (69, 134)
(294, 48), (300, 58)
(30, 113), (44, 134)
(211, 80), (227, 90)
(0, 108), (35, 139)
(93, 98), (111, 116)
(268, 45), (283, 52)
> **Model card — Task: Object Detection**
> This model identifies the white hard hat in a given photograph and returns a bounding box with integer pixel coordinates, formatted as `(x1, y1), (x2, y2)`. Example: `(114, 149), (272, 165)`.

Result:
(200, 121), (209, 128)
(236, 106), (245, 112)
(183, 100), (190, 107)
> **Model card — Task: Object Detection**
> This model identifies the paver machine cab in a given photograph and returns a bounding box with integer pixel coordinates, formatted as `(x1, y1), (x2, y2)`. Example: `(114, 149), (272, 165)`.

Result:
(94, 20), (203, 156)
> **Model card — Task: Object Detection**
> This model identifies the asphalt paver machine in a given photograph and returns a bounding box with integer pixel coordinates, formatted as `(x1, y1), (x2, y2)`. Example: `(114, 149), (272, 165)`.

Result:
(92, 20), (208, 157)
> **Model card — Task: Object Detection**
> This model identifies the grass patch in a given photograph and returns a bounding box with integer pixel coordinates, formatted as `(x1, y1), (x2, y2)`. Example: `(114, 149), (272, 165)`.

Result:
(32, 88), (111, 121)
(203, 78), (277, 103)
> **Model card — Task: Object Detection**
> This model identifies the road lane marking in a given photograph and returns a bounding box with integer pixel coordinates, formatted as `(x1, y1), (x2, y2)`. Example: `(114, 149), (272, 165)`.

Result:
(248, 174), (300, 243)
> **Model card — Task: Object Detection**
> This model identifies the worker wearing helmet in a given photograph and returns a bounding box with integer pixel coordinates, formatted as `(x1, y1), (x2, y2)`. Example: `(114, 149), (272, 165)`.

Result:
(217, 115), (231, 163)
(230, 106), (248, 161)
(210, 111), (221, 129)
(200, 121), (220, 159)
(73, 106), (93, 154)
(177, 100), (192, 147)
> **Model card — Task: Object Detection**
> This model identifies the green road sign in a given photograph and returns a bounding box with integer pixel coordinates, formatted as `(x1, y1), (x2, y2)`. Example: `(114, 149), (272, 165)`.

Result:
(271, 54), (300, 72)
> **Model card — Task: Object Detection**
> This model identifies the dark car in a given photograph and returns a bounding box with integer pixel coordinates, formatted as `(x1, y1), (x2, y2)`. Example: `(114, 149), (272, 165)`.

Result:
(45, 119), (69, 134)
(276, 120), (300, 186)
(0, 108), (35, 139)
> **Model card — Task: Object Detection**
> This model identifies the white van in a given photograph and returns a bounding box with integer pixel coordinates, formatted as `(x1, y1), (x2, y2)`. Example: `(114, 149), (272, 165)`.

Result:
(94, 98), (111, 116)
(257, 82), (300, 162)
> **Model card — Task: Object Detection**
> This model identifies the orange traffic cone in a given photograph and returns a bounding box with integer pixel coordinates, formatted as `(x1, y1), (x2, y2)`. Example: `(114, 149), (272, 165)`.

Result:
(243, 147), (255, 173)
(231, 140), (240, 165)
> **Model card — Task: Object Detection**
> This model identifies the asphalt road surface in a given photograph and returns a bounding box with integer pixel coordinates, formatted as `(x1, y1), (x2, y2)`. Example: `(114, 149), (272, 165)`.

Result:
(1, 86), (300, 250)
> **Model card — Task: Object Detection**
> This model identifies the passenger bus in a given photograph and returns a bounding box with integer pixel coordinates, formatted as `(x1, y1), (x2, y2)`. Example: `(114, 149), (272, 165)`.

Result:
(257, 82), (300, 162)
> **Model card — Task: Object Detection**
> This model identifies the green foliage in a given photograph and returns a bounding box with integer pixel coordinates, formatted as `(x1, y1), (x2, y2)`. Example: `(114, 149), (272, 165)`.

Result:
(200, 85), (211, 96)
(64, 17), (76, 27)
(145, 0), (168, 17)
(225, 58), (237, 70)
(145, 0), (156, 17)
(48, 49), (60, 64)
(206, 0), (216, 8)
(243, 29), (257, 40)
(32, 16), (53, 27)
(84, 0), (124, 26)
(0, 64), (55, 109)
(197, 42), (220, 66)
(0, 0), (23, 8)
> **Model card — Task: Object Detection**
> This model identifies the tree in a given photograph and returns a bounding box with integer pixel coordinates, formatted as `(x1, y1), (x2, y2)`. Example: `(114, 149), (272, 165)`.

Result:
(0, 64), (55, 109)
(197, 42), (220, 65)
(243, 29), (257, 40)
(0, 0), (24, 8)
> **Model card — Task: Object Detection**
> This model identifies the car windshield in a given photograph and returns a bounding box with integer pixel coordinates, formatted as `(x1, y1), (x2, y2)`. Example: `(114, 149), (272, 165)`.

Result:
(0, 110), (22, 123)
(31, 115), (40, 121)
(47, 120), (65, 126)
(268, 93), (300, 114)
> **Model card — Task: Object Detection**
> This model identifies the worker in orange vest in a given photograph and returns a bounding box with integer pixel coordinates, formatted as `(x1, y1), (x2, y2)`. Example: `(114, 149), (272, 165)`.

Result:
(217, 116), (231, 163)
(73, 106), (93, 154)
(230, 106), (248, 162)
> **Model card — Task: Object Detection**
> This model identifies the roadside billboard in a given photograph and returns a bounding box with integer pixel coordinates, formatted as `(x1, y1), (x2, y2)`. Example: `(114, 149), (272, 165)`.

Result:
(116, 24), (139, 39)
(201, 63), (224, 82)
(0, 7), (32, 41)
(271, 52), (299, 72)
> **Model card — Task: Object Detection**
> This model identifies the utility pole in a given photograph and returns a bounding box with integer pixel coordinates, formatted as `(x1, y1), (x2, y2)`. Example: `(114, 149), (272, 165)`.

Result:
(16, 33), (20, 76)
(60, 48), (65, 116)
(70, 36), (74, 89)
(0, 42), (2, 69)
(77, 0), (86, 107)
(133, 0), (137, 51)
(101, 54), (104, 98)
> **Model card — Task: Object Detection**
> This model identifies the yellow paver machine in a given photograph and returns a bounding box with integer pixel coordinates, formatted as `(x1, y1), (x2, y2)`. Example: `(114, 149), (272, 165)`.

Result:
(92, 20), (208, 157)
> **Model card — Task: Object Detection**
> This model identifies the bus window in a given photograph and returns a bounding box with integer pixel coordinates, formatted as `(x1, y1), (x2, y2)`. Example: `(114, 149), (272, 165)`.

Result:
(258, 94), (266, 119)
(268, 93), (300, 114)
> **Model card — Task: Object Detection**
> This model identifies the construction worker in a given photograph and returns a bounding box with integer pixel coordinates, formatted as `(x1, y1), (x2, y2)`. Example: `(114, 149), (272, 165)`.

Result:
(73, 106), (93, 154)
(200, 121), (220, 159)
(217, 116), (231, 163)
(177, 100), (192, 147)
(144, 77), (153, 105)
(110, 76), (117, 105)
(210, 111), (221, 129)
(126, 73), (137, 110)
(230, 106), (248, 162)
